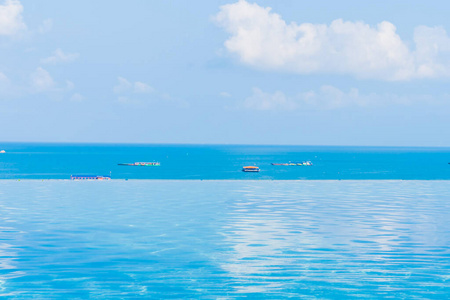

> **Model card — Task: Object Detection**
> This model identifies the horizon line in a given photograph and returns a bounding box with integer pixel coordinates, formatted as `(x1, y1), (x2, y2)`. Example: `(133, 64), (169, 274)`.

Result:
(1, 141), (450, 149)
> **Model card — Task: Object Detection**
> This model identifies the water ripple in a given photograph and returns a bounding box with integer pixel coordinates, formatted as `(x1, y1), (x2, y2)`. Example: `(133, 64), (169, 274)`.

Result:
(0, 180), (449, 298)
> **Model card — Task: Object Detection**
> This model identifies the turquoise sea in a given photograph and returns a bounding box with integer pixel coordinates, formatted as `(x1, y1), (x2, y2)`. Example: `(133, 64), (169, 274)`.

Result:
(0, 144), (450, 298)
(0, 143), (449, 179)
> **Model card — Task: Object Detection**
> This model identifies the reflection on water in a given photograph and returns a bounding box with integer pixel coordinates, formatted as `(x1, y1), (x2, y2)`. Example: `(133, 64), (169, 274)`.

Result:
(0, 180), (449, 298)
(220, 181), (450, 297)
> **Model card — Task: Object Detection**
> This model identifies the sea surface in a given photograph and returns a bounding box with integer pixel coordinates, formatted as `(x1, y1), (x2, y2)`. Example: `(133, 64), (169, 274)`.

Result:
(0, 180), (449, 298)
(0, 144), (449, 298)
(0, 143), (449, 179)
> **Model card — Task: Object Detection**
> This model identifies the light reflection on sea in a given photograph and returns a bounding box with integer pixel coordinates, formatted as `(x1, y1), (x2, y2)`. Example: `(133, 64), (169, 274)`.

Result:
(0, 180), (449, 298)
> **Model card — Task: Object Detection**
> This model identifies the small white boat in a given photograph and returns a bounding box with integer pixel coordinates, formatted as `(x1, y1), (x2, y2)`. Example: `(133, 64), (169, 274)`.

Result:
(242, 166), (260, 172)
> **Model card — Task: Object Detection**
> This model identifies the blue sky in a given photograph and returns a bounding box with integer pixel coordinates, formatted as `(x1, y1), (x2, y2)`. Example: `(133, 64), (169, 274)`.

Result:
(0, 0), (450, 146)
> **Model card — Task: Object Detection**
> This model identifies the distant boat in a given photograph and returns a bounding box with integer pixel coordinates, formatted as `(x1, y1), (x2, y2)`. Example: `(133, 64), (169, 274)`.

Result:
(118, 162), (160, 166)
(242, 166), (260, 172)
(71, 175), (111, 180)
(0, 150), (5, 153)
(272, 161), (312, 166)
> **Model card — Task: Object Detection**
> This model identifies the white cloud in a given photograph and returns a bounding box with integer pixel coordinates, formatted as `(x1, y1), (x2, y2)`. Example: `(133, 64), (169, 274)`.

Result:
(0, 69), (81, 100)
(66, 80), (75, 91)
(30, 70), (82, 99)
(113, 77), (154, 99)
(38, 18), (52, 34)
(41, 48), (79, 64)
(117, 96), (130, 103)
(215, 0), (450, 80)
(220, 91), (232, 98)
(0, 71), (11, 95)
(112, 76), (187, 107)
(242, 86), (434, 111)
(0, 0), (26, 36)
(113, 77), (152, 104)
(134, 81), (153, 94)
(31, 67), (55, 92)
(297, 86), (369, 109)
(0, 71), (8, 83)
(244, 88), (296, 110)
(70, 93), (84, 102)
(0, 71), (24, 98)
(113, 77), (132, 94)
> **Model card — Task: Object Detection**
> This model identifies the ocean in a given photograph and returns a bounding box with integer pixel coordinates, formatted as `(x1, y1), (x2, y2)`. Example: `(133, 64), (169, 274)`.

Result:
(0, 143), (449, 179)
(0, 144), (449, 298)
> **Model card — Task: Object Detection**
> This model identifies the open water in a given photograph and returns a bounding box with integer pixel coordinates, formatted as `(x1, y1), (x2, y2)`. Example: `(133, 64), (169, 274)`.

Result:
(0, 180), (449, 298)
(0, 144), (450, 298)
(0, 143), (449, 179)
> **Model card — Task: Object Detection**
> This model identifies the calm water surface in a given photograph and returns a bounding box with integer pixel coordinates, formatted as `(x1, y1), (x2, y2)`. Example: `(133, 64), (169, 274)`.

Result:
(0, 143), (449, 179)
(0, 180), (449, 298)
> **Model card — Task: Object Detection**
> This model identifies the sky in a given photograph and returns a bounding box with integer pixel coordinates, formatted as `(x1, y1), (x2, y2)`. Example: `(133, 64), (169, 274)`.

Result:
(0, 0), (450, 146)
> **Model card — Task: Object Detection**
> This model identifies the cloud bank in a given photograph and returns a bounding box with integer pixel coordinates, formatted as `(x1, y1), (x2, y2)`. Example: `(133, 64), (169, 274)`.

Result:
(215, 0), (450, 80)
(242, 86), (437, 111)
(0, 0), (26, 36)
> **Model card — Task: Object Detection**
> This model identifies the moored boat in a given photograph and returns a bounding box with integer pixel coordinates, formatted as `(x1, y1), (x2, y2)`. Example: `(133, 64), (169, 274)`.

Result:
(272, 161), (312, 166)
(118, 162), (160, 166)
(71, 175), (111, 180)
(242, 166), (260, 172)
